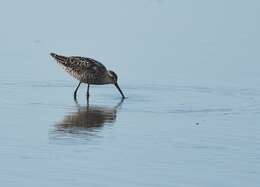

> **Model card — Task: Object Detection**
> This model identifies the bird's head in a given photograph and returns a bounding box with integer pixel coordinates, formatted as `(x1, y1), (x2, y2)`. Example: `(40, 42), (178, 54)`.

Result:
(108, 70), (125, 99)
(108, 70), (118, 83)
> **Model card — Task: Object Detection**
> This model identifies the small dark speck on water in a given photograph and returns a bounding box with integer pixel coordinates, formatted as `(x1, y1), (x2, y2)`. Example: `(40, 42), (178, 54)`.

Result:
(196, 122), (199, 125)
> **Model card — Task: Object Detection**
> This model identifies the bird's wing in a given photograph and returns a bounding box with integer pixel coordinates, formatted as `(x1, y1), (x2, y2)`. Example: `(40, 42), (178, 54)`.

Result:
(70, 56), (107, 75)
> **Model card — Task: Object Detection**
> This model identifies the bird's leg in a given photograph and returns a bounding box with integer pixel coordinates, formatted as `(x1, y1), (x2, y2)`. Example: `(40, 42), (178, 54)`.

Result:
(86, 97), (90, 106)
(74, 82), (82, 98)
(86, 84), (90, 100)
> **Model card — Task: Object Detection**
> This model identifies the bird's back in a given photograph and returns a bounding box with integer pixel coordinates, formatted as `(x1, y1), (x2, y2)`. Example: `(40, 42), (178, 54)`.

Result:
(50, 53), (107, 84)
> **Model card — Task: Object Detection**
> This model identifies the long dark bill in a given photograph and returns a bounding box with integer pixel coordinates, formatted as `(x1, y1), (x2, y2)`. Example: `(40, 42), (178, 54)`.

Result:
(115, 83), (125, 99)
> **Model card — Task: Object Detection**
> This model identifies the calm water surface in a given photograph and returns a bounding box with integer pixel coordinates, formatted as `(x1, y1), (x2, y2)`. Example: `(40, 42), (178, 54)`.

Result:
(0, 0), (260, 186)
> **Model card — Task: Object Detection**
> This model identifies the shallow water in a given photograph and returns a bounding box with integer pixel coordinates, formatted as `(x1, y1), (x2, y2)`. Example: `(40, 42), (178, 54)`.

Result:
(0, 0), (260, 186)
(1, 81), (260, 186)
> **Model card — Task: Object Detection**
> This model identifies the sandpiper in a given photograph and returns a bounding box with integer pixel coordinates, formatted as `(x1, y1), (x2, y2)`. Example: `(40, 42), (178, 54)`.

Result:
(50, 53), (125, 99)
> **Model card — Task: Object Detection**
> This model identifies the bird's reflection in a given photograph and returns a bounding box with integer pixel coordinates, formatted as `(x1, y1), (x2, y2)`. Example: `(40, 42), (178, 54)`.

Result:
(50, 98), (124, 143)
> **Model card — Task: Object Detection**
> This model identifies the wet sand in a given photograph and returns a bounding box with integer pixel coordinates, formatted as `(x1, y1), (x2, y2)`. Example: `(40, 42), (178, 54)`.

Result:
(0, 81), (260, 186)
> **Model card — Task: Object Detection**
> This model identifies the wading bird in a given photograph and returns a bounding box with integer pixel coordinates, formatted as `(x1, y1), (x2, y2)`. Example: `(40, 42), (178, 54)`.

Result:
(50, 53), (125, 99)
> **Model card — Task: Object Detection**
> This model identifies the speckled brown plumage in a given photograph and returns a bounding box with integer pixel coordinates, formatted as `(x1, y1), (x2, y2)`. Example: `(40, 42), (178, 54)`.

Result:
(50, 53), (109, 84)
(50, 52), (125, 99)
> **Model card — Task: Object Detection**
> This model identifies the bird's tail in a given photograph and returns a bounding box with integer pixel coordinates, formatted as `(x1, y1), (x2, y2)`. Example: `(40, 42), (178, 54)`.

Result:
(50, 53), (69, 66)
